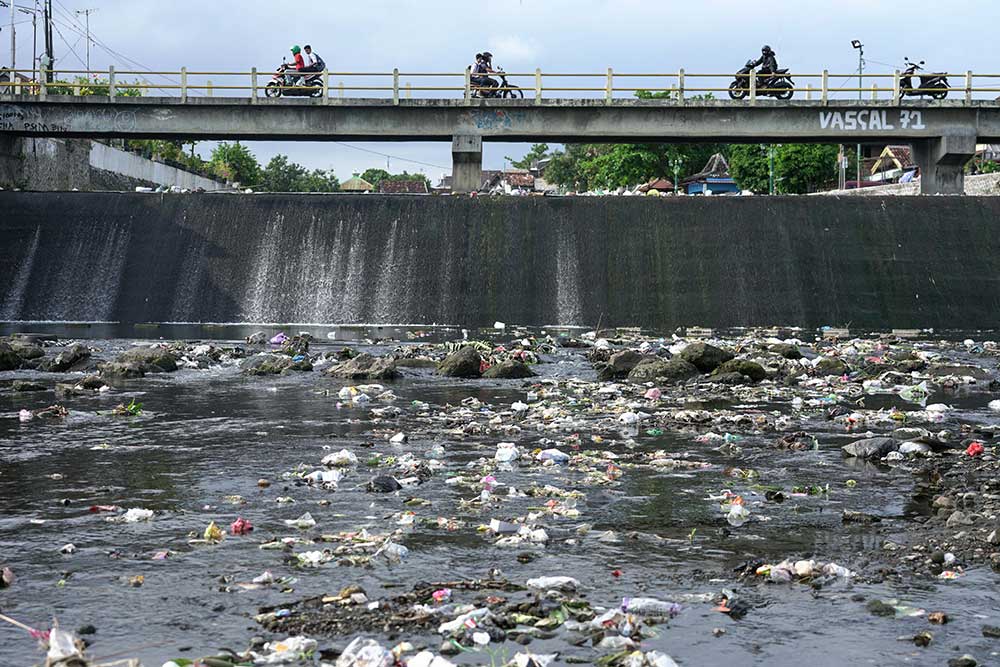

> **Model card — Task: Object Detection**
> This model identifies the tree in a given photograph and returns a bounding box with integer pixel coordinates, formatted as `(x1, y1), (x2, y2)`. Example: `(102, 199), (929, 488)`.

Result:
(51, 76), (141, 97)
(260, 155), (339, 192)
(210, 142), (261, 186)
(728, 144), (846, 194)
(775, 144), (840, 193)
(509, 143), (549, 169)
(360, 168), (391, 188)
(727, 144), (771, 193)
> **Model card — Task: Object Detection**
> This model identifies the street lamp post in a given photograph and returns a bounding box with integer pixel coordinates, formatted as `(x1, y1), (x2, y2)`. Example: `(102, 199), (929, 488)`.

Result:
(852, 40), (864, 188)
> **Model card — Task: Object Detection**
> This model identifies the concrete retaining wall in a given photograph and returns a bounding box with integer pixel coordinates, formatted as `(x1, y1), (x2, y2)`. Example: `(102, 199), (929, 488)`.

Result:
(821, 172), (1000, 196)
(0, 137), (226, 191)
(1, 192), (999, 329)
(88, 141), (225, 191)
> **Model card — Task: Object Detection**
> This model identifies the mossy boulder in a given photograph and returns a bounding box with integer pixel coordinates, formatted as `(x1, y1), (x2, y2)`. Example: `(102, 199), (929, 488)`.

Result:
(679, 342), (734, 373)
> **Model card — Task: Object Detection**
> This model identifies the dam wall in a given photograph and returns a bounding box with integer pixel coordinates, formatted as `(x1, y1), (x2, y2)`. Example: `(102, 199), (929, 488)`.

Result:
(2, 192), (999, 329)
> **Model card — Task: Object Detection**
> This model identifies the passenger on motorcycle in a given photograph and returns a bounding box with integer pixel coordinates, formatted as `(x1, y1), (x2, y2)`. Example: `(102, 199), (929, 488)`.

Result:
(752, 45), (778, 75)
(471, 52), (499, 94)
(302, 45), (325, 73)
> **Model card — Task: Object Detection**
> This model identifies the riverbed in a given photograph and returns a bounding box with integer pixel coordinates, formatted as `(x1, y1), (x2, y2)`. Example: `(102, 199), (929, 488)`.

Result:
(1, 324), (998, 667)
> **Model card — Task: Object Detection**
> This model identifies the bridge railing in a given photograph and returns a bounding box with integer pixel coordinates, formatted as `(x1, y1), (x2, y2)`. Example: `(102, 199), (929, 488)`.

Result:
(2, 67), (1000, 104)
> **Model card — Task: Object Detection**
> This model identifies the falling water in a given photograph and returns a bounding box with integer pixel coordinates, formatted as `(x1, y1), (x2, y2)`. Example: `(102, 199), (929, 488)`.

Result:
(555, 224), (583, 325)
(0, 227), (41, 320)
(241, 213), (285, 322)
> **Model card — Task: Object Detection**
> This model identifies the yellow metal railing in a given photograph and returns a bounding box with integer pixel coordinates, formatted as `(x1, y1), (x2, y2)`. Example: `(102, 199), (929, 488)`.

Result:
(1, 66), (998, 105)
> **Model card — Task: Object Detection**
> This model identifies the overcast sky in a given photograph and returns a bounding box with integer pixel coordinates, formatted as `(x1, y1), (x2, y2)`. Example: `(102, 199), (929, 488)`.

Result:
(5, 0), (995, 182)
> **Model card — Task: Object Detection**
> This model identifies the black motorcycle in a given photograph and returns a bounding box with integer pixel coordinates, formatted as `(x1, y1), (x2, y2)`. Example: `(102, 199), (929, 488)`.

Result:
(264, 62), (323, 98)
(899, 58), (948, 100)
(472, 67), (523, 99)
(728, 59), (794, 100)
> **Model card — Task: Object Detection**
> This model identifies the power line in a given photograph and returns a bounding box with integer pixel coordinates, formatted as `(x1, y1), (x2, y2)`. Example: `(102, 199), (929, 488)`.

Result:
(332, 142), (449, 171)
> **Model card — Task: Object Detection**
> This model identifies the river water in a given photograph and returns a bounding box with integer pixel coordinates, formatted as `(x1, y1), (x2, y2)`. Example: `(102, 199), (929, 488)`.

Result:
(1, 324), (999, 666)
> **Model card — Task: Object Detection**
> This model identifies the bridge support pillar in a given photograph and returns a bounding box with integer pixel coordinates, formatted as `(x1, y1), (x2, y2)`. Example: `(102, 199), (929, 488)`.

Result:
(452, 135), (483, 194)
(911, 132), (976, 195)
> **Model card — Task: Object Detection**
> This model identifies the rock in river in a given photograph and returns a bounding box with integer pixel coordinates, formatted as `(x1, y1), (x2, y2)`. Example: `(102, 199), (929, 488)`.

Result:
(596, 350), (644, 381)
(842, 437), (899, 459)
(39, 344), (91, 372)
(627, 358), (699, 384)
(438, 347), (482, 378)
(483, 360), (536, 379)
(326, 353), (399, 380)
(679, 342), (733, 373)
(713, 359), (766, 383)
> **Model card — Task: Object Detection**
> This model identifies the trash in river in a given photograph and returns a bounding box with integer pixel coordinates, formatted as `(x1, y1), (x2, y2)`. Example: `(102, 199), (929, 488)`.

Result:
(250, 634), (318, 665)
(230, 517), (253, 535)
(284, 512), (317, 529)
(107, 507), (154, 523)
(526, 576), (579, 591)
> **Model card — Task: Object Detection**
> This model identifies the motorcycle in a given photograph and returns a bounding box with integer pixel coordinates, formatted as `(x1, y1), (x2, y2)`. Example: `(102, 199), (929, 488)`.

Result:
(264, 61), (323, 98)
(728, 59), (794, 100)
(899, 58), (949, 100)
(472, 67), (523, 99)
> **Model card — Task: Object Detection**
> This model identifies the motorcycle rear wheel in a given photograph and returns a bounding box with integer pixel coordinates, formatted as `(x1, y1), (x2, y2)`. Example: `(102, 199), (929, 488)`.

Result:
(728, 80), (747, 100)
(309, 82), (323, 98)
(264, 82), (281, 98)
(931, 88), (948, 100)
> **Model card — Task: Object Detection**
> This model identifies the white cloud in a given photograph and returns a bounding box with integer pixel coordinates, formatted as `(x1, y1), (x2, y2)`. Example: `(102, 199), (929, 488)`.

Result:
(487, 36), (541, 66)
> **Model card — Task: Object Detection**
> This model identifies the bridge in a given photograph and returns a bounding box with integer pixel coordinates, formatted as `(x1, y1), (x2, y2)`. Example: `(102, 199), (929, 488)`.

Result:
(3, 66), (1000, 193)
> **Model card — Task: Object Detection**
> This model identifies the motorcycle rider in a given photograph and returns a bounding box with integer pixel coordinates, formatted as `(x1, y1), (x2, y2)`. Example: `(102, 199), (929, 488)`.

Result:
(471, 52), (499, 95)
(302, 45), (325, 73)
(753, 44), (778, 83)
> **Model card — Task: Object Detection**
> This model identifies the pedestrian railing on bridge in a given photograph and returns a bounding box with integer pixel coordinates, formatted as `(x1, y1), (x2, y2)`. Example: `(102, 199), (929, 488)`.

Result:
(2, 67), (1000, 104)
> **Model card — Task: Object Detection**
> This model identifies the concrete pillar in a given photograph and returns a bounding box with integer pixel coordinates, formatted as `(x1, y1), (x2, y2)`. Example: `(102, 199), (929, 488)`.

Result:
(451, 135), (483, 194)
(911, 132), (976, 195)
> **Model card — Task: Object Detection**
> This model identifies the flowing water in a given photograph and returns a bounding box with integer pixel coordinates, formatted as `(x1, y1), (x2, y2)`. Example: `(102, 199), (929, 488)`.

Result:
(1, 324), (999, 666)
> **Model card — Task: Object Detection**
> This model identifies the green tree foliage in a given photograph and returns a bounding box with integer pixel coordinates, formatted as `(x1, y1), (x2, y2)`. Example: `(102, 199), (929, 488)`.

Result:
(50, 76), (142, 97)
(508, 143), (550, 169)
(728, 144), (845, 194)
(210, 142), (261, 186)
(360, 168), (392, 188)
(544, 143), (724, 191)
(261, 155), (339, 192)
(775, 144), (840, 193)
(360, 169), (430, 189)
(727, 144), (771, 193)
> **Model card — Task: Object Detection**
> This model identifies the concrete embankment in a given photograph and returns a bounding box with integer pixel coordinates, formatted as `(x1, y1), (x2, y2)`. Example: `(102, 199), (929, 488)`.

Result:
(0, 137), (226, 191)
(1, 192), (999, 329)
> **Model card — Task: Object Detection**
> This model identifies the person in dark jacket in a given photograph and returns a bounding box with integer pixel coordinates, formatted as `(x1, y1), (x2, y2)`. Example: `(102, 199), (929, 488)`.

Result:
(753, 45), (778, 74)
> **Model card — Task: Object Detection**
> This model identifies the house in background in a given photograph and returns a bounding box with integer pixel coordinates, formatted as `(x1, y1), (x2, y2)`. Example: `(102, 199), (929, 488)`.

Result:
(867, 145), (916, 183)
(340, 174), (375, 192)
(682, 153), (739, 195)
(484, 169), (536, 194)
(637, 177), (676, 195)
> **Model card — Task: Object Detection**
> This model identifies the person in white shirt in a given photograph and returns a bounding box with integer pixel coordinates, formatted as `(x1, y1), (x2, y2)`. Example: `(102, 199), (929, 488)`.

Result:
(302, 45), (325, 72)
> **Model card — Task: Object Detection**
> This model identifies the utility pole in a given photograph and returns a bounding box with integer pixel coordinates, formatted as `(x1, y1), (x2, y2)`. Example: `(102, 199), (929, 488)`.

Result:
(42, 0), (51, 81)
(8, 0), (14, 73)
(768, 144), (775, 195)
(852, 40), (864, 188)
(31, 0), (36, 81)
(75, 7), (95, 71)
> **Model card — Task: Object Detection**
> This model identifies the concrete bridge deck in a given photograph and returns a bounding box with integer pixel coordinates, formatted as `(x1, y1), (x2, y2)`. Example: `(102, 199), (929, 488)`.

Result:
(2, 96), (997, 193)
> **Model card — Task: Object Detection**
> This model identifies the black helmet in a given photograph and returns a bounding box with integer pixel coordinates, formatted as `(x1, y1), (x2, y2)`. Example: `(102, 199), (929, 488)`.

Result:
(482, 51), (493, 59)
(762, 45), (773, 54)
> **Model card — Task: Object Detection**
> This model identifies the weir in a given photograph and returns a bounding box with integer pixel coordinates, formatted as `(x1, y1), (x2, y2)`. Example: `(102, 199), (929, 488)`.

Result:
(2, 192), (1000, 329)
